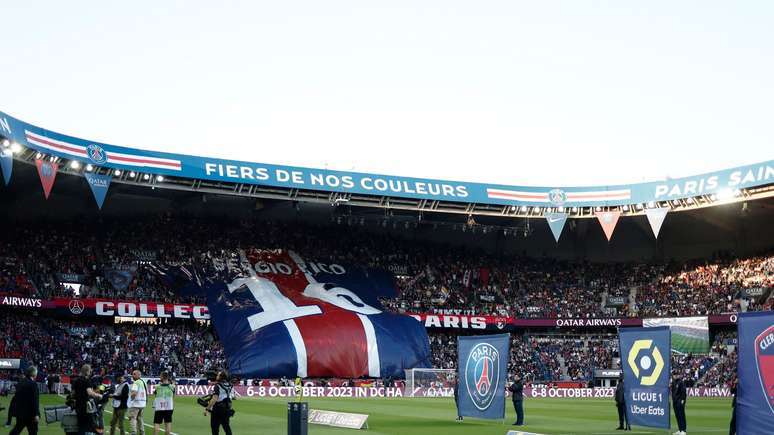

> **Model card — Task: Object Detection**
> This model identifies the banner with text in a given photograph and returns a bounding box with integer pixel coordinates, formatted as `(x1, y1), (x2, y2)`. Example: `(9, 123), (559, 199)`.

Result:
(2, 110), (772, 208)
(457, 333), (509, 419)
(620, 326), (671, 429)
(736, 311), (774, 435)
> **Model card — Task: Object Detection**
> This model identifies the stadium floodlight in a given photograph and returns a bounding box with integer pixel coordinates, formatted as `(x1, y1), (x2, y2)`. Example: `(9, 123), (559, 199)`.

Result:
(636, 203), (644, 210)
(69, 161), (80, 169)
(672, 199), (680, 206)
(534, 207), (542, 214)
(129, 171), (136, 178)
(558, 206), (565, 212)
(35, 152), (42, 159)
(114, 170), (122, 176)
(10, 143), (22, 154)
(595, 206), (602, 211)
(86, 164), (94, 172)
(647, 201), (655, 208)
(571, 206), (578, 212)
(686, 197), (694, 204)
(520, 205), (528, 212)
(716, 188), (734, 201)
(143, 174), (151, 180)
(622, 205), (630, 211)
(156, 175), (164, 182)
(1, 139), (9, 147)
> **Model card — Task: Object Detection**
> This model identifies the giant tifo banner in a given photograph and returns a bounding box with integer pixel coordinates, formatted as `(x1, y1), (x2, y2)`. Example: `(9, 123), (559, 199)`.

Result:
(158, 250), (431, 379)
(736, 311), (774, 434)
(457, 334), (509, 420)
(1, 110), (772, 207)
(620, 327), (672, 429)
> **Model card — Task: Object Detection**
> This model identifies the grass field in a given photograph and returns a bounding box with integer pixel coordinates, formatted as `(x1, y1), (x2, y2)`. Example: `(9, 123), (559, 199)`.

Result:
(672, 334), (710, 354)
(0, 394), (733, 435)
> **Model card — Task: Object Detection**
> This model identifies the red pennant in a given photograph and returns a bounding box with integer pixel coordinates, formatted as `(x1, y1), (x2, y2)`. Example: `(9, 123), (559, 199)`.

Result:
(595, 210), (621, 241)
(35, 159), (59, 199)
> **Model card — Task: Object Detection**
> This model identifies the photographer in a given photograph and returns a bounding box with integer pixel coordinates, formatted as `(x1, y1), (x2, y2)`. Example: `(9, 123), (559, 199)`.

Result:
(109, 374), (130, 435)
(204, 371), (233, 435)
(71, 364), (105, 435)
(127, 370), (148, 435)
(152, 372), (175, 435)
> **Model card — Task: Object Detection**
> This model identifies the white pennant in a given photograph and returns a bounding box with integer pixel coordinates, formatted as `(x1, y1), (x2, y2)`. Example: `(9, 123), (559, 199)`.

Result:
(645, 208), (669, 238)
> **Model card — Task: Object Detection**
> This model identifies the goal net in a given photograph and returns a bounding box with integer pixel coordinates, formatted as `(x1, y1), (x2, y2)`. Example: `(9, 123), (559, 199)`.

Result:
(404, 368), (456, 397)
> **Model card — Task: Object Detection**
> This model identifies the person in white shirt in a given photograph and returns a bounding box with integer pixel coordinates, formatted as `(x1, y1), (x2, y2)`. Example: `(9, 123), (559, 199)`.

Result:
(126, 370), (147, 435)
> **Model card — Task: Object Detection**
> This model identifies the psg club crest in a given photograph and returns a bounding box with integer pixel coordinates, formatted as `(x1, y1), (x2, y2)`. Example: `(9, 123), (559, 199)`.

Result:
(86, 144), (107, 164)
(548, 189), (567, 206)
(755, 325), (774, 414)
(464, 342), (500, 411)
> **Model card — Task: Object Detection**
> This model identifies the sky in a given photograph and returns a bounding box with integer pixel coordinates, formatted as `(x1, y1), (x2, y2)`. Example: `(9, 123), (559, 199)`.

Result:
(1, 1), (773, 187)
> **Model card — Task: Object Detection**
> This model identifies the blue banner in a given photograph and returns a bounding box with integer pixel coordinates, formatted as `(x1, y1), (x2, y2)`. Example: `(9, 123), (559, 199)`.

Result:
(191, 250), (430, 379)
(457, 333), (509, 419)
(1, 110), (772, 208)
(619, 327), (671, 429)
(545, 212), (568, 242)
(105, 266), (137, 291)
(0, 147), (11, 185)
(84, 172), (112, 209)
(737, 311), (774, 435)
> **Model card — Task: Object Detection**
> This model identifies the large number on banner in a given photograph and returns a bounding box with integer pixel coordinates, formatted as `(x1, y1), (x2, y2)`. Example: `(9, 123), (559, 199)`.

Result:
(228, 277), (380, 331)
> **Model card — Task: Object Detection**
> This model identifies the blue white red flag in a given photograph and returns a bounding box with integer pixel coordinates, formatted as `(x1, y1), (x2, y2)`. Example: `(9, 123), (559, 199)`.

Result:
(196, 250), (430, 379)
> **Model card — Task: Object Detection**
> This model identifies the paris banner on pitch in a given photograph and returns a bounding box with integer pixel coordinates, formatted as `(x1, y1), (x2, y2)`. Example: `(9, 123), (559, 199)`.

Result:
(736, 311), (774, 435)
(457, 333), (509, 420)
(619, 326), (671, 429)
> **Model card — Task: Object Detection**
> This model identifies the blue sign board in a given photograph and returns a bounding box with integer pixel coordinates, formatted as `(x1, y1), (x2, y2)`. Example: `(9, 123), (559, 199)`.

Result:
(737, 311), (774, 435)
(1, 110), (772, 207)
(619, 326), (671, 429)
(457, 333), (509, 420)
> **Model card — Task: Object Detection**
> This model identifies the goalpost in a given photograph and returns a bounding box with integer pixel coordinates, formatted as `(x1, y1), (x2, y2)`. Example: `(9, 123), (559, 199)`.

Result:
(404, 368), (456, 397)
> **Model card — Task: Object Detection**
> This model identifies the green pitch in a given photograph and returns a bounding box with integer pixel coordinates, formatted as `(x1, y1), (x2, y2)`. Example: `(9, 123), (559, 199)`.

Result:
(6, 394), (732, 435)
(672, 333), (710, 354)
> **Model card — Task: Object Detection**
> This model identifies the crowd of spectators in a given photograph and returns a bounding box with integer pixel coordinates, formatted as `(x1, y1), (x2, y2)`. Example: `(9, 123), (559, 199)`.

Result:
(0, 312), (224, 379)
(1, 215), (770, 320)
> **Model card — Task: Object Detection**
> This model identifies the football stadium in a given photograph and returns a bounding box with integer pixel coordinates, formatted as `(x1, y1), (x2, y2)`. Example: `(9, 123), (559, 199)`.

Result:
(2, 3), (774, 435)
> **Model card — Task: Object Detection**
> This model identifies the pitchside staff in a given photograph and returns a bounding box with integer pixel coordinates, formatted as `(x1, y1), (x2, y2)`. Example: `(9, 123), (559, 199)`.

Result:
(8, 366), (38, 435)
(110, 374), (130, 435)
(152, 372), (175, 435)
(671, 372), (687, 435)
(614, 376), (630, 431)
(508, 374), (524, 426)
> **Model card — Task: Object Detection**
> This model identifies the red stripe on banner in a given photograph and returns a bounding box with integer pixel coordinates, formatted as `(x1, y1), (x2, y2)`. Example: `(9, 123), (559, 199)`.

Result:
(294, 308), (369, 378)
(249, 250), (370, 378)
(108, 154), (181, 168)
(26, 134), (87, 156)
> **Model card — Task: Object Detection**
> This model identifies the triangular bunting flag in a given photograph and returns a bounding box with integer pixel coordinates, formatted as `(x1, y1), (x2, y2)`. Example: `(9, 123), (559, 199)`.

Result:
(84, 172), (112, 209)
(35, 159), (58, 199)
(0, 147), (12, 185)
(595, 210), (621, 241)
(545, 212), (568, 242)
(645, 207), (669, 238)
